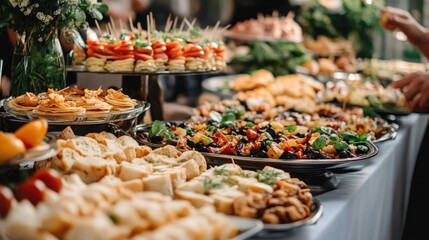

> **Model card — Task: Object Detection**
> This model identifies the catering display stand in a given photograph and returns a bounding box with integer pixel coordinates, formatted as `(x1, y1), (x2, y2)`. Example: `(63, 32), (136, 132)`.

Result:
(67, 66), (222, 121)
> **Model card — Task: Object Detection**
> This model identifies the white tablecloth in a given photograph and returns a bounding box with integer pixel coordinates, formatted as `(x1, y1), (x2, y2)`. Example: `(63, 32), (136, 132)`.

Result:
(253, 114), (429, 240)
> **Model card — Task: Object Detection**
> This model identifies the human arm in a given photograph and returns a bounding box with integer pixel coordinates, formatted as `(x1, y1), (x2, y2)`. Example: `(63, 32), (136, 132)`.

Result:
(380, 6), (429, 58)
(391, 72), (429, 112)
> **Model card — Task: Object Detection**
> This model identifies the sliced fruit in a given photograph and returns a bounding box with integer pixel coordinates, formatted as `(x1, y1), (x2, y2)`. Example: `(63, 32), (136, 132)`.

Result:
(14, 118), (48, 149)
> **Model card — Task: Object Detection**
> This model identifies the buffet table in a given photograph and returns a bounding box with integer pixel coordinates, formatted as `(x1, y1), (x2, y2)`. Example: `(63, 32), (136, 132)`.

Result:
(254, 113), (429, 240)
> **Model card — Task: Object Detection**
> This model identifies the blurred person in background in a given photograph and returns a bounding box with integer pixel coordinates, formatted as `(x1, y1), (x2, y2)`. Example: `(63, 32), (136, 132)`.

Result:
(381, 6), (429, 113)
(0, 29), (15, 98)
(380, 6), (429, 240)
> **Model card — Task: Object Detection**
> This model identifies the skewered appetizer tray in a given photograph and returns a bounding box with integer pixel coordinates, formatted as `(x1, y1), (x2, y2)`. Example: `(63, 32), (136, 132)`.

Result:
(71, 15), (227, 74)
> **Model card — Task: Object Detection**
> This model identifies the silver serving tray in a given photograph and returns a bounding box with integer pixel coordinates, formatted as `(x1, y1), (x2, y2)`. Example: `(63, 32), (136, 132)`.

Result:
(67, 66), (222, 76)
(229, 216), (264, 240)
(373, 124), (398, 144)
(131, 124), (379, 171)
(263, 198), (323, 230)
(2, 97), (150, 125)
(201, 74), (237, 99)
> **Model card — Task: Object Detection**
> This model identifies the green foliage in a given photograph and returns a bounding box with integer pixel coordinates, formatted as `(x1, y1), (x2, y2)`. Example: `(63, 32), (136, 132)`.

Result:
(0, 0), (108, 41)
(229, 41), (313, 76)
(297, 0), (382, 58)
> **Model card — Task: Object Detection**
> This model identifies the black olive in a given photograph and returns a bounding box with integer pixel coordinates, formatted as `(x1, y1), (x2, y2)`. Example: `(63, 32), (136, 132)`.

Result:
(338, 151), (349, 158)
(255, 150), (267, 158)
(266, 127), (276, 138)
(260, 141), (268, 151)
(150, 135), (163, 144)
(207, 119), (218, 125)
(236, 139), (247, 156)
(167, 139), (178, 146)
(186, 129), (194, 137)
(208, 142), (219, 148)
(165, 122), (173, 128)
(257, 129), (265, 133)
(187, 139), (195, 148)
(280, 151), (296, 160)
(244, 117), (254, 123)
(304, 149), (320, 159)
(296, 132), (305, 138)
(238, 128), (247, 136)
(230, 130), (238, 136)
(196, 142), (208, 152)
(179, 123), (187, 128)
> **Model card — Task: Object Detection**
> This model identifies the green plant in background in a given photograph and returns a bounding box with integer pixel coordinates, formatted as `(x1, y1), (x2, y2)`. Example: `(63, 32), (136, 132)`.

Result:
(0, 0), (108, 96)
(229, 41), (313, 76)
(298, 0), (382, 58)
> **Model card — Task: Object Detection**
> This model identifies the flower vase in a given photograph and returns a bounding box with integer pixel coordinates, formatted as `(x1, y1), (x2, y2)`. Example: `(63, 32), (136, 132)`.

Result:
(11, 31), (66, 97)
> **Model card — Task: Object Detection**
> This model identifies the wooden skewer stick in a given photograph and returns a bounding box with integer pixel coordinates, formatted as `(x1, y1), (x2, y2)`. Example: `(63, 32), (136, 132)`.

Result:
(137, 22), (143, 36)
(172, 16), (178, 31)
(164, 13), (171, 32)
(119, 20), (124, 33)
(146, 15), (151, 42)
(150, 12), (156, 32)
(178, 17), (186, 33)
(218, 24), (231, 37)
(110, 17), (118, 37)
(107, 22), (114, 36)
(128, 16), (135, 33)
(95, 20), (103, 37)
(210, 20), (221, 40)
(184, 17), (197, 34)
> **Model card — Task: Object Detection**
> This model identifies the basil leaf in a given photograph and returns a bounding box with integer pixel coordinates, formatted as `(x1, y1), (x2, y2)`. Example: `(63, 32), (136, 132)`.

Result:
(333, 141), (349, 151)
(314, 127), (337, 136)
(330, 134), (340, 143)
(356, 145), (369, 154)
(245, 121), (255, 127)
(149, 120), (174, 140)
(285, 125), (297, 132)
(358, 133), (369, 141)
(312, 135), (328, 150)
(341, 131), (359, 142)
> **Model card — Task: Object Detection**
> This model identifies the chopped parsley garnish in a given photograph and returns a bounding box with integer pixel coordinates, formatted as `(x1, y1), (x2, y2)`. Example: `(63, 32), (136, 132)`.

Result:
(256, 170), (280, 186)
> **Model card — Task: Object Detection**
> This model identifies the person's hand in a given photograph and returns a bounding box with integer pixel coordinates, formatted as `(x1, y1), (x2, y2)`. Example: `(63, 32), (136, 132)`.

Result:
(380, 7), (427, 47)
(391, 72), (429, 112)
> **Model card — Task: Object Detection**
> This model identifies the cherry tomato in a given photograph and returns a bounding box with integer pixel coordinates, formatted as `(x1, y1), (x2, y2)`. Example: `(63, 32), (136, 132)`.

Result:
(283, 145), (294, 152)
(246, 129), (258, 140)
(111, 54), (134, 60)
(166, 41), (180, 49)
(166, 46), (183, 59)
(134, 52), (153, 61)
(106, 41), (123, 49)
(183, 50), (204, 58)
(91, 45), (114, 55)
(113, 45), (134, 54)
(151, 40), (166, 49)
(219, 143), (236, 155)
(0, 185), (14, 218)
(31, 169), (63, 193)
(135, 47), (153, 55)
(15, 179), (46, 206)
(153, 46), (167, 54)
